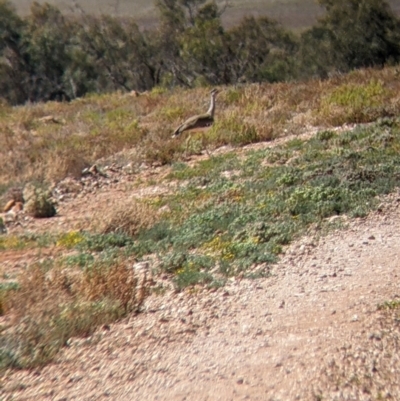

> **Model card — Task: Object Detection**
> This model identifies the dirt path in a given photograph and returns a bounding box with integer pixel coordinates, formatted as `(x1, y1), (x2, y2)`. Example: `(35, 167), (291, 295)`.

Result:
(2, 191), (400, 400)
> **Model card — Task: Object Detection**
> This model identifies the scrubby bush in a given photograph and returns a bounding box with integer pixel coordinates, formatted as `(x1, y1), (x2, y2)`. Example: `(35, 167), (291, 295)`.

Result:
(0, 259), (146, 368)
(0, 1), (95, 104)
(299, 0), (400, 78)
(23, 183), (56, 218)
(227, 16), (298, 83)
(0, 0), (400, 103)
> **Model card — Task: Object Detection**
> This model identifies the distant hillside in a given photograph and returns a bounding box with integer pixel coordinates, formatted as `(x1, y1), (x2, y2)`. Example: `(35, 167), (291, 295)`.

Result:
(11, 0), (317, 29)
(11, 0), (400, 30)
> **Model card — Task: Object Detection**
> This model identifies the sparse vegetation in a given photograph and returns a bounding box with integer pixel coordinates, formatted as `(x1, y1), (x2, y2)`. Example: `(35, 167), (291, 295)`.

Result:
(1, 67), (400, 189)
(1, 1), (400, 396)
(1, 28), (400, 382)
(135, 117), (400, 280)
(0, 258), (146, 369)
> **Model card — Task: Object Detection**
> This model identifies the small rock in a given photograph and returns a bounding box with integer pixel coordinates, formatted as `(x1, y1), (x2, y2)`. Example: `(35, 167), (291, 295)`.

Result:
(3, 199), (15, 212)
(351, 314), (358, 322)
(3, 210), (16, 223)
(55, 178), (83, 196)
(369, 332), (382, 340)
(133, 261), (150, 273)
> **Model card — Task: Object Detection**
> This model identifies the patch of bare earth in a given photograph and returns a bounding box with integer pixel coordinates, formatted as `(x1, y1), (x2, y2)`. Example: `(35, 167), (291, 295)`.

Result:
(1, 139), (400, 401)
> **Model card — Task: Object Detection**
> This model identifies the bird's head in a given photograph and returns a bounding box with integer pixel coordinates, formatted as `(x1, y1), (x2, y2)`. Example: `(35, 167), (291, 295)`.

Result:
(210, 88), (219, 96)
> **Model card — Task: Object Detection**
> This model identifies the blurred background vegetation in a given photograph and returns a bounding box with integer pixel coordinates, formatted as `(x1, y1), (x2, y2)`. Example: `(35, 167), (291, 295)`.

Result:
(1, 0), (400, 105)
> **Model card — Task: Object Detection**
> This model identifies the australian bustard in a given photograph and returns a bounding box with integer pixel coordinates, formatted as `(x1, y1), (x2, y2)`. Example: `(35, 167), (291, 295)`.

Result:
(172, 88), (219, 138)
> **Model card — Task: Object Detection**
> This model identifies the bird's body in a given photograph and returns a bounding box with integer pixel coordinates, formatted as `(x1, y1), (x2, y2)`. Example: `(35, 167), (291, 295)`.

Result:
(172, 89), (218, 138)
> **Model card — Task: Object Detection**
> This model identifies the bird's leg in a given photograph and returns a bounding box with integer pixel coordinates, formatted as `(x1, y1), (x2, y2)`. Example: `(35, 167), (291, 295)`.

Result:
(184, 135), (191, 159)
(204, 142), (211, 157)
(202, 134), (212, 157)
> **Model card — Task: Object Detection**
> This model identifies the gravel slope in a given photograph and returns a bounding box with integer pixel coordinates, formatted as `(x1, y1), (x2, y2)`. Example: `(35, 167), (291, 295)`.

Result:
(2, 191), (400, 400)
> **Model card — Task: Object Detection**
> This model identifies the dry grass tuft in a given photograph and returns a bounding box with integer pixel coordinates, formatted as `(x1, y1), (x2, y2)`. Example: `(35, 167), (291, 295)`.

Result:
(144, 136), (183, 164)
(2, 187), (24, 204)
(45, 151), (90, 181)
(1, 257), (147, 369)
(80, 261), (143, 312)
(92, 198), (158, 236)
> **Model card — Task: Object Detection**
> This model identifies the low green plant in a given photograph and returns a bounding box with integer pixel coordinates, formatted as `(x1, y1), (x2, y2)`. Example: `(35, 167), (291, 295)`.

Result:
(174, 266), (214, 290)
(116, 117), (400, 288)
(23, 183), (56, 218)
(318, 79), (393, 125)
(77, 232), (134, 252)
(57, 231), (85, 248)
(0, 235), (31, 250)
(62, 253), (95, 268)
(0, 232), (55, 250)
(377, 299), (400, 310)
(168, 153), (239, 181)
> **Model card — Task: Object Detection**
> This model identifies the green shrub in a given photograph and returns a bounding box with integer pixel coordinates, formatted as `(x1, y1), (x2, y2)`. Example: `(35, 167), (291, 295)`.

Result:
(78, 232), (134, 252)
(23, 183), (56, 218)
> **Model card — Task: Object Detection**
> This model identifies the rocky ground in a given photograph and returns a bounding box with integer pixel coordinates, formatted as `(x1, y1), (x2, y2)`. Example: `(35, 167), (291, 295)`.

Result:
(1, 139), (400, 400)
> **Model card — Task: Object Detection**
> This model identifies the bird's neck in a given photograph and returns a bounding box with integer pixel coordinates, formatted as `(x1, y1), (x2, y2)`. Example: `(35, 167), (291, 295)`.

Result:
(207, 94), (216, 117)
